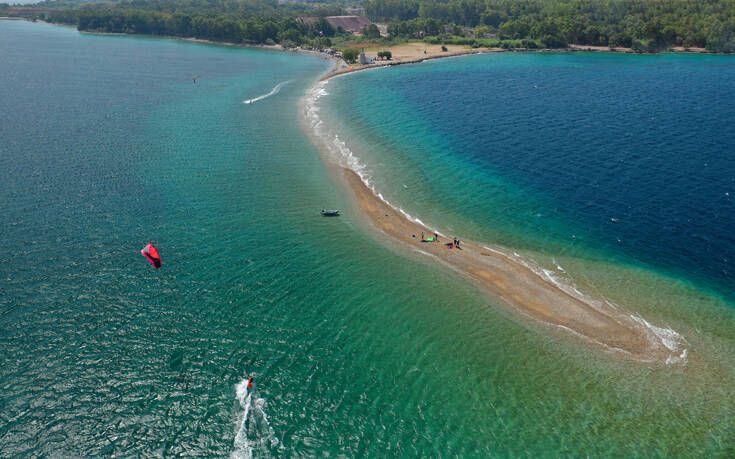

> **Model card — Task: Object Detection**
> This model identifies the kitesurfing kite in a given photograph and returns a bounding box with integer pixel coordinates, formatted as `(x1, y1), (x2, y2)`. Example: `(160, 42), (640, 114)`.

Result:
(141, 243), (161, 269)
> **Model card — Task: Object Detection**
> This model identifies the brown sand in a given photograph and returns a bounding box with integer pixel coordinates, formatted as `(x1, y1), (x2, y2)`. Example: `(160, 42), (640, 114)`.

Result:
(341, 168), (679, 363)
(322, 46), (483, 80)
(363, 42), (473, 61)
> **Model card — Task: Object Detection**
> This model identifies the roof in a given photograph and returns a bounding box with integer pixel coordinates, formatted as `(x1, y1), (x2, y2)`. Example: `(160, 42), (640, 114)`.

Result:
(324, 16), (372, 32)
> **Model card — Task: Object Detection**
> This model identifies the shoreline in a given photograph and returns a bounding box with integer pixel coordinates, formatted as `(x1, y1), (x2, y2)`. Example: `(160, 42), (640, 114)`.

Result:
(2, 18), (722, 70)
(318, 43), (723, 80)
(320, 48), (486, 80)
(0, 18), (346, 69)
(304, 55), (690, 365)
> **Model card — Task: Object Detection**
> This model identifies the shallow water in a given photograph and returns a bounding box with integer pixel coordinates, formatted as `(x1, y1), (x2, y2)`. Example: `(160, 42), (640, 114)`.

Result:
(3, 21), (735, 456)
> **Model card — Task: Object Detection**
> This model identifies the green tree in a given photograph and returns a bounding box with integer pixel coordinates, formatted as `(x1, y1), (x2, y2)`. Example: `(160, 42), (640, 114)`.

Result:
(499, 19), (530, 39)
(310, 17), (335, 37)
(342, 48), (360, 62)
(277, 28), (302, 44)
(361, 23), (382, 38)
(43, 0), (735, 52)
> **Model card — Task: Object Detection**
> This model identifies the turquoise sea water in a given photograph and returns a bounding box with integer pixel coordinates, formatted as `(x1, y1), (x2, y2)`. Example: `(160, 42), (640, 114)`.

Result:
(3, 21), (735, 456)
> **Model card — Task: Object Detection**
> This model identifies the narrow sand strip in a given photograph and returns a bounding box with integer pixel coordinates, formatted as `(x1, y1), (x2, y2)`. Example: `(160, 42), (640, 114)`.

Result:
(341, 168), (682, 363)
(302, 56), (686, 364)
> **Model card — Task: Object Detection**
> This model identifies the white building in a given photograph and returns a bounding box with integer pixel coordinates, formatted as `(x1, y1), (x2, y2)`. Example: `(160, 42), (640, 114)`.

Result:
(358, 50), (376, 65)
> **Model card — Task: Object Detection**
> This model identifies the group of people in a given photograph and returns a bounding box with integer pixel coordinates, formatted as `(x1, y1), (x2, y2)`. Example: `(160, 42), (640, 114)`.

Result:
(415, 231), (461, 249)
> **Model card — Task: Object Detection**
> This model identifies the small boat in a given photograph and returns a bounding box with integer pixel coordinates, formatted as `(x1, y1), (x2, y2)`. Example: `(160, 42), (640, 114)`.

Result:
(321, 209), (340, 216)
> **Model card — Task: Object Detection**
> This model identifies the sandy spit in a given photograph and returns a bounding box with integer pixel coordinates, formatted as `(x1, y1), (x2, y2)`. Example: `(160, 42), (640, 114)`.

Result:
(304, 56), (689, 364)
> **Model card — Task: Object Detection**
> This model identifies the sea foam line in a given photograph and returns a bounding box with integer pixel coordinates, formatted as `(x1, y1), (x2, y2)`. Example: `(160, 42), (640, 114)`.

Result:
(482, 245), (689, 364)
(243, 80), (292, 104)
(304, 80), (438, 232)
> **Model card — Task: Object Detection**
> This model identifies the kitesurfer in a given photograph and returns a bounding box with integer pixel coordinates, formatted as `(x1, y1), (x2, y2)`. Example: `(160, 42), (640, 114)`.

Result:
(141, 243), (161, 269)
(248, 377), (253, 389)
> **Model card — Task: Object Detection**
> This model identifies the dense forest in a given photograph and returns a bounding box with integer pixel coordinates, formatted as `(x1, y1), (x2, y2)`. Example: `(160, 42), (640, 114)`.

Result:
(41, 0), (346, 47)
(20, 0), (735, 52)
(366, 0), (735, 51)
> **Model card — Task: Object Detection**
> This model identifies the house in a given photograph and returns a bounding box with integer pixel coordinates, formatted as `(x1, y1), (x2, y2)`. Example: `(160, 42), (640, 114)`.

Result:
(357, 50), (376, 65)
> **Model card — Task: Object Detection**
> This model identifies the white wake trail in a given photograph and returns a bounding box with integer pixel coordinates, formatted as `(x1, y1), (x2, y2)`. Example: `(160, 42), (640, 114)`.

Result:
(231, 376), (278, 459)
(232, 379), (253, 459)
(243, 80), (292, 104)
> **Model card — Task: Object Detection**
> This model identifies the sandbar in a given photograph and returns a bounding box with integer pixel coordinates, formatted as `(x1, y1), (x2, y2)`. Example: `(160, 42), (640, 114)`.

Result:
(340, 168), (684, 363)
(302, 49), (689, 364)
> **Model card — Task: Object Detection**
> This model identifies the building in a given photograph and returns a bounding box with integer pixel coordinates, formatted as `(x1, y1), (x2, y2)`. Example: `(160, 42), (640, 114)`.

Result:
(357, 50), (376, 65)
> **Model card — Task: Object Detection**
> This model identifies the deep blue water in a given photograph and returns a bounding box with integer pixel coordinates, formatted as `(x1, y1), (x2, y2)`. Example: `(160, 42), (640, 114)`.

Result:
(324, 53), (735, 299)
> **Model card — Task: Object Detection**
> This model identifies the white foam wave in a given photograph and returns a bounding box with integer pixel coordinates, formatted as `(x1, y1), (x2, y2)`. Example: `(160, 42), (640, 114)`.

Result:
(243, 80), (292, 104)
(483, 246), (610, 314)
(398, 208), (427, 226)
(552, 259), (566, 273)
(527, 255), (689, 364)
(231, 376), (278, 459)
(630, 315), (689, 365)
(483, 246), (689, 364)
(303, 80), (441, 233)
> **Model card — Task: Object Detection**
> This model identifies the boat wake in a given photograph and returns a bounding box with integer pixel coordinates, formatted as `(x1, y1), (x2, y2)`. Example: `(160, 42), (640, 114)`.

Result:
(243, 81), (292, 105)
(231, 376), (278, 459)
